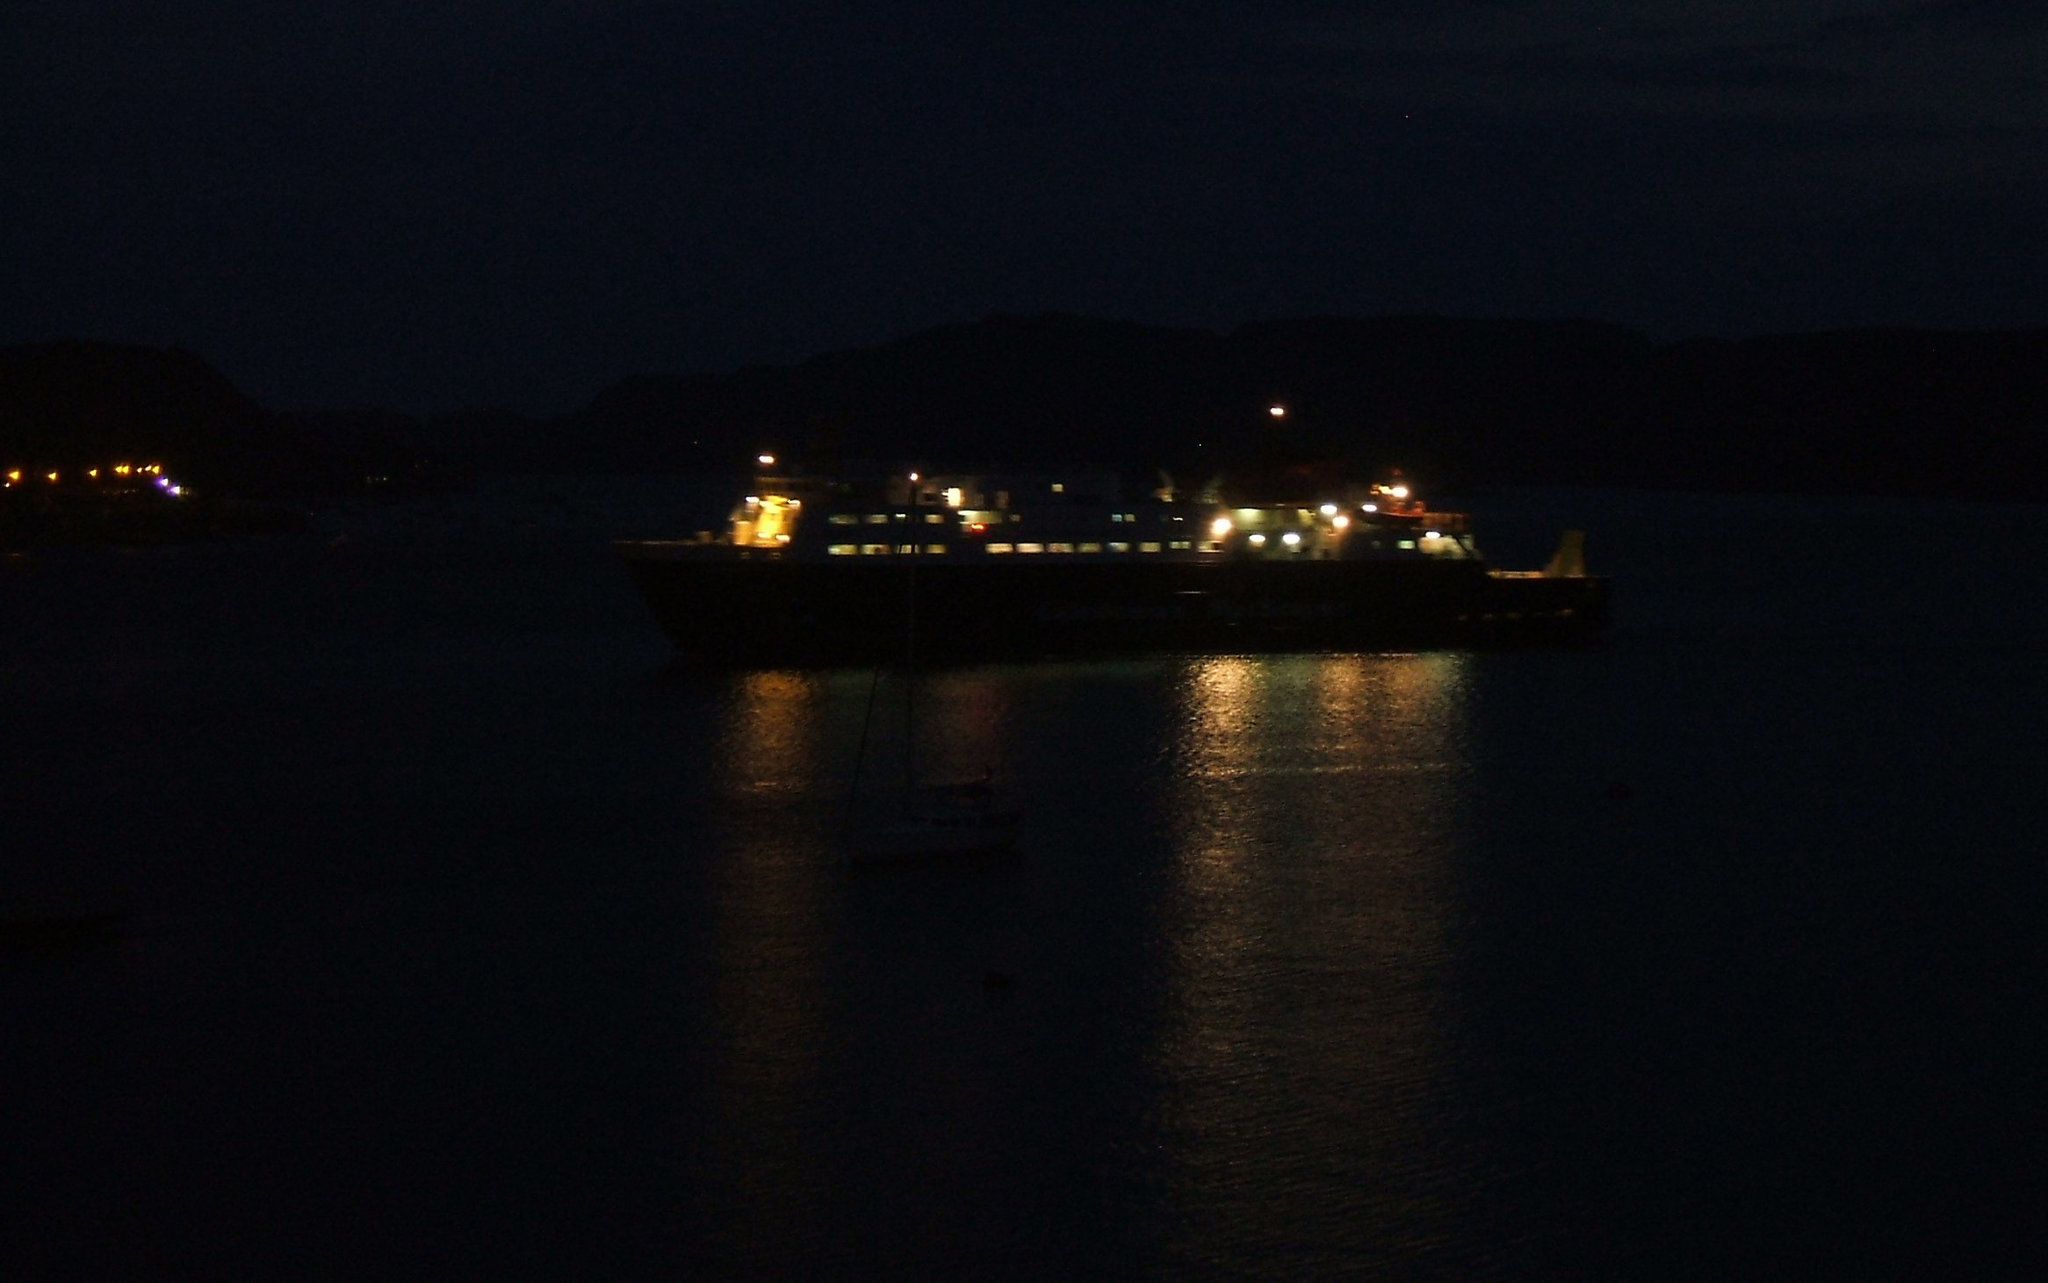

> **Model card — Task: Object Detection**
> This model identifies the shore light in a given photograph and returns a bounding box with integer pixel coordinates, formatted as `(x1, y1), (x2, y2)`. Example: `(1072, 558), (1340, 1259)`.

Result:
(1268, 405), (1286, 417)
(757, 453), (776, 467)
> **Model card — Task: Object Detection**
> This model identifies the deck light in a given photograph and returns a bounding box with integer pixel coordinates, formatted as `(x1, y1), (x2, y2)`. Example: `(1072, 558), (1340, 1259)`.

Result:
(1319, 503), (1338, 516)
(1361, 503), (1378, 514)
(1268, 405), (1286, 417)
(1332, 515), (1351, 530)
(1210, 516), (1233, 537)
(1282, 531), (1301, 547)
(1248, 533), (1267, 545)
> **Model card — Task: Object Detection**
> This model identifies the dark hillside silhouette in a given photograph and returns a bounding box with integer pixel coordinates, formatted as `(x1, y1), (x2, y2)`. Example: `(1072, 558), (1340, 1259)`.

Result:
(9, 318), (2047, 500)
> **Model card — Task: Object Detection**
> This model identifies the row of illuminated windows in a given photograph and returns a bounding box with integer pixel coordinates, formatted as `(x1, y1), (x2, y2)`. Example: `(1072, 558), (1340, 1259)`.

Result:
(825, 540), (1204, 556)
(822, 511), (1167, 527)
(825, 512), (1008, 526)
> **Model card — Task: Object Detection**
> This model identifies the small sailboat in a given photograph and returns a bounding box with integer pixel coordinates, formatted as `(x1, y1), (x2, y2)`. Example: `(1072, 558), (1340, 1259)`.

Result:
(844, 471), (1021, 866)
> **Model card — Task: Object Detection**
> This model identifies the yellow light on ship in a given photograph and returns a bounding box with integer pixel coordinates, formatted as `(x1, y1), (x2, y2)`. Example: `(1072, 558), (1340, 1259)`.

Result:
(47, 471), (59, 483)
(88, 468), (100, 479)
(1210, 516), (1233, 537)
(1390, 484), (1409, 500)
(114, 464), (132, 476)
(4, 469), (19, 484)
(1332, 514), (1350, 530)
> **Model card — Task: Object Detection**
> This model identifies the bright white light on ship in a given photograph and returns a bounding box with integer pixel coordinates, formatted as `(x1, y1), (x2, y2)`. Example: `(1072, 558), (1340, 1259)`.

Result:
(1332, 515), (1350, 530)
(1248, 533), (1266, 545)
(1425, 531), (1440, 539)
(1281, 531), (1301, 547)
(169, 485), (185, 497)
(1319, 503), (1337, 516)
(1268, 405), (1286, 417)
(1390, 485), (1409, 500)
(908, 472), (920, 483)
(757, 454), (775, 467)
(1210, 516), (1233, 536)
(744, 495), (759, 505)
(1361, 503), (1378, 513)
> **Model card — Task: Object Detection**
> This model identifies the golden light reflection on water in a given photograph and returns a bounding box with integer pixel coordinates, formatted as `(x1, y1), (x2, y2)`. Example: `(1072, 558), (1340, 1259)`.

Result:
(713, 668), (834, 797)
(699, 667), (849, 1252)
(1157, 652), (1477, 1269)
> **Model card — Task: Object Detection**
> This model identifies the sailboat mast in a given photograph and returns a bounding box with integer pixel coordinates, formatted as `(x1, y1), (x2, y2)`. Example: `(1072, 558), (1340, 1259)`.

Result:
(904, 471), (920, 790)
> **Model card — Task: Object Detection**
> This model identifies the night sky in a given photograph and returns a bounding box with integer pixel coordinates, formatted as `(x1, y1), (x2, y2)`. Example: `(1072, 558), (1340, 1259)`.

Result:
(7, 1), (2046, 414)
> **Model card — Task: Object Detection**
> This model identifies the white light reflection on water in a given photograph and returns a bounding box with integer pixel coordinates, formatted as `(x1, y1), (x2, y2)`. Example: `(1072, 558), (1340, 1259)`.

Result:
(1153, 652), (1482, 1276)
(686, 653), (1492, 1276)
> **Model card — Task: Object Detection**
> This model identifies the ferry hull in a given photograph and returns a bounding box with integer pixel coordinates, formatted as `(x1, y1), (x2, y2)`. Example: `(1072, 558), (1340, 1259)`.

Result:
(616, 544), (1609, 665)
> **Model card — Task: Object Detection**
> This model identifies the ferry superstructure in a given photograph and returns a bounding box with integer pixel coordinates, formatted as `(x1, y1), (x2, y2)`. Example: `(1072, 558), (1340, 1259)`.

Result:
(615, 462), (1608, 664)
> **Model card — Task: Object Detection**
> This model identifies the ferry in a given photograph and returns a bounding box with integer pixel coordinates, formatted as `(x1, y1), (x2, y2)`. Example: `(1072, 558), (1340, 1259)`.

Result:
(614, 458), (1609, 664)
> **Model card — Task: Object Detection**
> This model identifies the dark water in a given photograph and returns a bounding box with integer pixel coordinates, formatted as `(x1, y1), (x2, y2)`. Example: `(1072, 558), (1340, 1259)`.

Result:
(5, 482), (2044, 1278)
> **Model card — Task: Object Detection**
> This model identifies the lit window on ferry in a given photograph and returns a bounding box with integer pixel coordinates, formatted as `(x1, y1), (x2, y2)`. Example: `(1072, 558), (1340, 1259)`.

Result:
(1170, 540), (1191, 550)
(896, 544), (917, 554)
(828, 544), (858, 555)
(829, 513), (858, 525)
(924, 513), (944, 524)
(942, 487), (964, 508)
(1078, 542), (1102, 553)
(862, 543), (889, 555)
(1050, 483), (1064, 494)
(1398, 540), (1417, 550)
(1108, 541), (1130, 553)
(865, 514), (889, 524)
(1140, 541), (1162, 553)
(1017, 543), (1045, 554)
(1049, 542), (1075, 553)
(1198, 541), (1223, 553)
(1110, 513), (1123, 523)
(924, 544), (947, 555)
(986, 543), (1015, 554)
